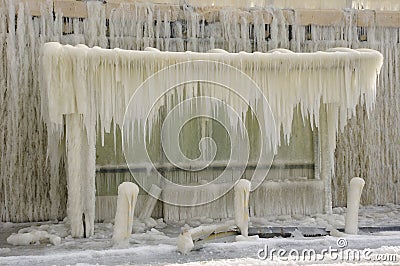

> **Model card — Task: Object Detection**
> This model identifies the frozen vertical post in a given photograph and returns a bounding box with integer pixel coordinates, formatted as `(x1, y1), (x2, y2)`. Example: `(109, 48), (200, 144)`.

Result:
(234, 179), (251, 237)
(318, 104), (338, 214)
(345, 177), (365, 235)
(66, 114), (96, 238)
(83, 122), (96, 237)
(112, 182), (139, 246)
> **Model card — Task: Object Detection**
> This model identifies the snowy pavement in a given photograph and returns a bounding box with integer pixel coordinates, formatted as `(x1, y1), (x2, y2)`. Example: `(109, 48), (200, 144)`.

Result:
(1, 204), (400, 265)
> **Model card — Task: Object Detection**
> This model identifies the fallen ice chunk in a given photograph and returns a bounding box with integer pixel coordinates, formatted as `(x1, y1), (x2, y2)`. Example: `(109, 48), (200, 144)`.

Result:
(7, 230), (61, 246)
(49, 235), (62, 245)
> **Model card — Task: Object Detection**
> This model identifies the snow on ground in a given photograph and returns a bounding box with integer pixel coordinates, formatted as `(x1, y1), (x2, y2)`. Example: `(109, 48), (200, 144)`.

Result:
(0, 204), (400, 265)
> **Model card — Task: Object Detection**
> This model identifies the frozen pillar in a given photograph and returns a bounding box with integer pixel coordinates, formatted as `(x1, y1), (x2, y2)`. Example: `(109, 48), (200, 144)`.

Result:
(345, 177), (365, 234)
(318, 104), (338, 214)
(234, 179), (251, 237)
(112, 182), (139, 246)
(65, 114), (96, 238)
(139, 184), (162, 219)
(47, 130), (64, 220)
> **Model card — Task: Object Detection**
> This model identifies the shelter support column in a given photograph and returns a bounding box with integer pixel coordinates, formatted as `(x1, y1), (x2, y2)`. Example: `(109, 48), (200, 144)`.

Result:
(318, 104), (338, 214)
(65, 114), (96, 238)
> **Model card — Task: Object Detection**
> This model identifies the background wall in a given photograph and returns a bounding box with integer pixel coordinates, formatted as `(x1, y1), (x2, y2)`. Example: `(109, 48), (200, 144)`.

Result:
(1, 0), (399, 222)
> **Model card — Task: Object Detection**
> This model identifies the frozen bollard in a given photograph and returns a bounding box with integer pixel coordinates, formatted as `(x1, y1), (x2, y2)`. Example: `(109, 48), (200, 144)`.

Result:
(345, 177), (365, 234)
(177, 229), (194, 254)
(234, 179), (251, 237)
(139, 184), (162, 219)
(112, 182), (139, 246)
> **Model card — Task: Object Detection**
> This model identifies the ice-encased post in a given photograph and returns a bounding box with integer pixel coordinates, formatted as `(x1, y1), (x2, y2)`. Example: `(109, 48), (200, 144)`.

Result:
(345, 177), (365, 235)
(234, 179), (251, 237)
(112, 182), (139, 246)
(138, 184), (162, 219)
(319, 104), (338, 214)
(66, 114), (96, 238)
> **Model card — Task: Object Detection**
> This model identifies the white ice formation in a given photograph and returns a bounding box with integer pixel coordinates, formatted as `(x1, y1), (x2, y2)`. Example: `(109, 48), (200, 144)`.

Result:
(234, 179), (251, 237)
(112, 182), (139, 246)
(345, 177), (365, 235)
(41, 42), (382, 230)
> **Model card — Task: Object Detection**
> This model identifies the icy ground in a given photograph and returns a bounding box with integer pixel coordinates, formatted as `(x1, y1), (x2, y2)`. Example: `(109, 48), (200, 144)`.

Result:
(1, 204), (400, 265)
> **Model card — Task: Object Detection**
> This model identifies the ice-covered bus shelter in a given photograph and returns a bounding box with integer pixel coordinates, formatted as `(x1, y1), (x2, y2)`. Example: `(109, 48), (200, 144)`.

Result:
(41, 43), (382, 237)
